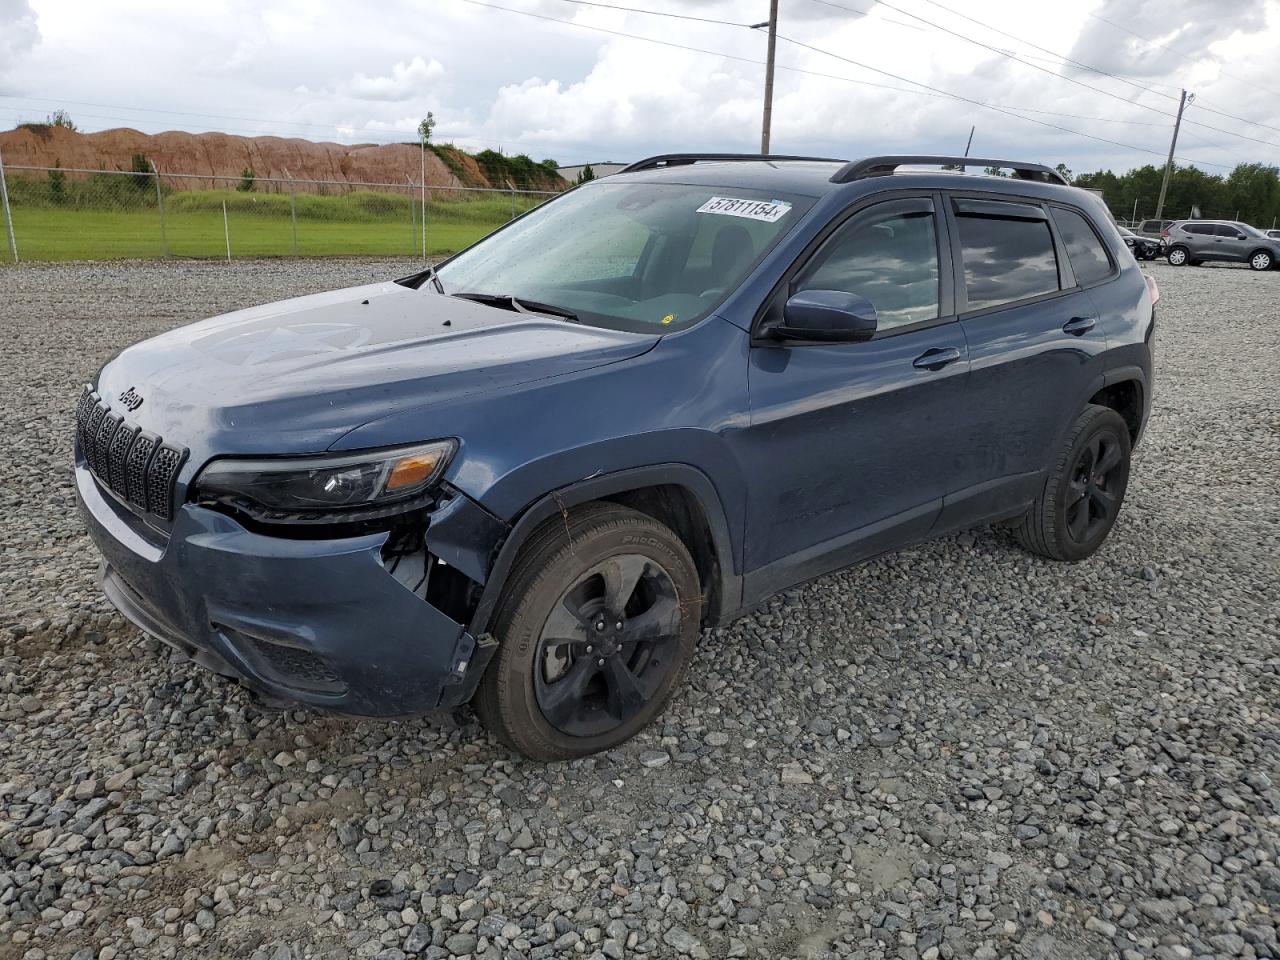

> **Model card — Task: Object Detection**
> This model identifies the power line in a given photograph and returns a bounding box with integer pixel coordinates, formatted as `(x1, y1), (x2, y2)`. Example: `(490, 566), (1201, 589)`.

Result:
(773, 31), (1233, 169)
(810, 0), (1280, 151)
(1086, 11), (1280, 100)
(914, 0), (1280, 138)
(455, 0), (1235, 169)
(538, 0), (756, 28)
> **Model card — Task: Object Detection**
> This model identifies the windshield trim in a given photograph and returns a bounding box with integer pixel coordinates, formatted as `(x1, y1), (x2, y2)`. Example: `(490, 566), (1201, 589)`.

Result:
(433, 180), (815, 335)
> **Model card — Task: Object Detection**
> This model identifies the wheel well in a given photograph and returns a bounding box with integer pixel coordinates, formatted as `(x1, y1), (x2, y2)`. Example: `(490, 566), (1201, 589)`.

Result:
(1089, 380), (1143, 443)
(602, 484), (722, 625)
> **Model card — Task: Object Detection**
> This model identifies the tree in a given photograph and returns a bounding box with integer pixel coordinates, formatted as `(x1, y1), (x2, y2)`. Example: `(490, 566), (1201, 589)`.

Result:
(418, 112), (436, 145)
(46, 109), (76, 131)
(982, 165), (1007, 178)
(238, 167), (256, 192)
(539, 158), (559, 171)
(48, 161), (67, 204)
(576, 164), (596, 185)
(130, 153), (154, 192)
(1054, 163), (1073, 183)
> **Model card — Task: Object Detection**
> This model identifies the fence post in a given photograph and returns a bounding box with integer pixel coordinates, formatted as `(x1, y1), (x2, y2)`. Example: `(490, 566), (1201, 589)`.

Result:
(0, 148), (18, 264)
(507, 180), (517, 221)
(222, 200), (231, 263)
(150, 160), (169, 257)
(406, 175), (416, 256)
(283, 167), (298, 254)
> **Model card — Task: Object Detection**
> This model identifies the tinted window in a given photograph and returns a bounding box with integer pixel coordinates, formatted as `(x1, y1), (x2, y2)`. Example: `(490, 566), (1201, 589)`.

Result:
(796, 200), (940, 330)
(1215, 224), (1245, 238)
(1051, 208), (1113, 286)
(955, 206), (1059, 311)
(1184, 223), (1212, 235)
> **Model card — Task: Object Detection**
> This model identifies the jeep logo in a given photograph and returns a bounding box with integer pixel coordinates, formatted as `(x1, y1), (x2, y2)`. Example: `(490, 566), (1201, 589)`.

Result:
(119, 386), (144, 412)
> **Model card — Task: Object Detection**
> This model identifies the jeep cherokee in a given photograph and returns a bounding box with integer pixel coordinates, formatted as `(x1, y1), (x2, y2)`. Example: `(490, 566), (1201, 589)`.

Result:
(76, 153), (1157, 760)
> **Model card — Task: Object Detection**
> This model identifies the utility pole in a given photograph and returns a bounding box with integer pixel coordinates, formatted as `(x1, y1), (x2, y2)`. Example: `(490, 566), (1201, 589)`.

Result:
(1155, 89), (1192, 220)
(753, 1), (779, 154)
(961, 125), (974, 173)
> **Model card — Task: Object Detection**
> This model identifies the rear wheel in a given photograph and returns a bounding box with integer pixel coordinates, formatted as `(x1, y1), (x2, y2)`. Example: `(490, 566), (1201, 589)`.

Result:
(474, 503), (701, 760)
(1249, 250), (1274, 271)
(1012, 404), (1131, 562)
(1166, 245), (1189, 266)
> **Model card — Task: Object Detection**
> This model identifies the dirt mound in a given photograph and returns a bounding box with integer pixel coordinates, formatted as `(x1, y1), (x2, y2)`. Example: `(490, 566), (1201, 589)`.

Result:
(0, 125), (566, 193)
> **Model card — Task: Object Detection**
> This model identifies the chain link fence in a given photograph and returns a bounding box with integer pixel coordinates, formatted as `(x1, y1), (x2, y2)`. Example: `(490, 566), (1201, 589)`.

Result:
(0, 157), (557, 263)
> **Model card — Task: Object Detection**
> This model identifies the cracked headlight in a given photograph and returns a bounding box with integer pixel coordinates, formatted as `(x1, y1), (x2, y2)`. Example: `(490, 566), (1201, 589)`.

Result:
(193, 440), (457, 522)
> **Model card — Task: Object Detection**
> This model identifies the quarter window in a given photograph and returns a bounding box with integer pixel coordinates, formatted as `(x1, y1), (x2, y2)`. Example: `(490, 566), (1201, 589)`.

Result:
(795, 199), (941, 331)
(955, 201), (1060, 311)
(1051, 208), (1113, 286)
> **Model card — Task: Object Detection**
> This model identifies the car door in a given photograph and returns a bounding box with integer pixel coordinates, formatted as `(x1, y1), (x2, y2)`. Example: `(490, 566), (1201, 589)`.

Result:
(938, 194), (1110, 529)
(1214, 223), (1250, 261)
(739, 193), (971, 599)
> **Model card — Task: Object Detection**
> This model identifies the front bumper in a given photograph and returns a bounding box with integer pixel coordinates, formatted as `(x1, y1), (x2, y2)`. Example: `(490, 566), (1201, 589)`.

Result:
(76, 461), (496, 716)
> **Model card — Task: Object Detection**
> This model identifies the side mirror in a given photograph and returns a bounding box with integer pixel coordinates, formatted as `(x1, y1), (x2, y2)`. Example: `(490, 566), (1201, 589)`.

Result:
(771, 290), (878, 343)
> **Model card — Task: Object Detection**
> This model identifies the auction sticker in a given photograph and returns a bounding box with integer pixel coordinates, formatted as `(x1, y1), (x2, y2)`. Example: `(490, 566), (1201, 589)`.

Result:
(696, 196), (792, 223)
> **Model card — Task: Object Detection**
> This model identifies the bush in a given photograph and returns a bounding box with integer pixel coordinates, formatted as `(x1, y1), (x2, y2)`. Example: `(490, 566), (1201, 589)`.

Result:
(238, 168), (255, 193)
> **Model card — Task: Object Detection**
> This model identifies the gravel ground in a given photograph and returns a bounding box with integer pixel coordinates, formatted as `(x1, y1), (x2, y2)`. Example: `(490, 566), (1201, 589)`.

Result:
(0, 258), (1277, 960)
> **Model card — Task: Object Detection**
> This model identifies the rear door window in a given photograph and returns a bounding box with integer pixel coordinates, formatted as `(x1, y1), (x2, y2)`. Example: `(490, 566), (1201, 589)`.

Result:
(953, 199), (1060, 311)
(1050, 208), (1114, 286)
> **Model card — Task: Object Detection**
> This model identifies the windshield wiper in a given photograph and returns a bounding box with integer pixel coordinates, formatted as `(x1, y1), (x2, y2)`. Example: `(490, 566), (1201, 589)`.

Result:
(452, 291), (580, 323)
(396, 264), (446, 294)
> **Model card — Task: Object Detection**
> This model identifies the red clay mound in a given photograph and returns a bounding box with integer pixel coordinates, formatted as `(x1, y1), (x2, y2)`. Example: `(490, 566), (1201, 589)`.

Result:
(0, 125), (563, 193)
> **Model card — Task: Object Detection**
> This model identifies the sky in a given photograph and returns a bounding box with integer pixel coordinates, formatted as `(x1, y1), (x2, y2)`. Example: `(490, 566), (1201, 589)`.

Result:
(1, 0), (1278, 176)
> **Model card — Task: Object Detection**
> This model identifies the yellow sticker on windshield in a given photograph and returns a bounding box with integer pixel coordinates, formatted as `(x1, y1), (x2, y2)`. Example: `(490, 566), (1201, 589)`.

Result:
(661, 314), (675, 325)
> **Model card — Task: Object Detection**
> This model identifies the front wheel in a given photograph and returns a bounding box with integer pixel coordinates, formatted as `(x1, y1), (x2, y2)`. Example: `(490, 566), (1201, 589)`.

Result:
(1011, 404), (1132, 562)
(1166, 246), (1189, 266)
(1250, 250), (1274, 271)
(474, 503), (701, 760)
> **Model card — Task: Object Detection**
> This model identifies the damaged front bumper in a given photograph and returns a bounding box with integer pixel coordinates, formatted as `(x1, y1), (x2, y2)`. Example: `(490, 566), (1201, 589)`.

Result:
(76, 461), (506, 716)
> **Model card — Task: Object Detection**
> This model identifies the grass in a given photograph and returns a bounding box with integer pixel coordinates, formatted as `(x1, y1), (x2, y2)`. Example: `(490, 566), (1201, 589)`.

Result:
(1, 187), (548, 262)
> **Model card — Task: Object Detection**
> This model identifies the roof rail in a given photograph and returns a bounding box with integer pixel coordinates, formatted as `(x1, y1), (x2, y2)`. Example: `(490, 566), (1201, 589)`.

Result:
(620, 153), (845, 174)
(831, 155), (1069, 186)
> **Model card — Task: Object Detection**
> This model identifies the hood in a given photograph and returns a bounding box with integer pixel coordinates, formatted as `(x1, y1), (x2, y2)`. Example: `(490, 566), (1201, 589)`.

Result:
(96, 281), (658, 457)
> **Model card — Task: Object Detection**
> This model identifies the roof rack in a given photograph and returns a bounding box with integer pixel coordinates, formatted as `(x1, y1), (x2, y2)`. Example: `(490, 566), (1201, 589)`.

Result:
(619, 153), (845, 174)
(831, 155), (1069, 186)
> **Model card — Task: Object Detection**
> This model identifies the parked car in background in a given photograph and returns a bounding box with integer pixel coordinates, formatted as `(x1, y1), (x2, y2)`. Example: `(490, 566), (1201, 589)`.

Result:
(1118, 226), (1160, 260)
(1134, 218), (1174, 240)
(1163, 220), (1280, 270)
(76, 153), (1157, 760)
(1267, 229), (1280, 241)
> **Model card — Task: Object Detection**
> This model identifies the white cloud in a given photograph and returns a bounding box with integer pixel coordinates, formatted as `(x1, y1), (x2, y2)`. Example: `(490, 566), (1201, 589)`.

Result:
(341, 56), (445, 102)
(0, 0), (40, 88)
(1, 0), (1277, 172)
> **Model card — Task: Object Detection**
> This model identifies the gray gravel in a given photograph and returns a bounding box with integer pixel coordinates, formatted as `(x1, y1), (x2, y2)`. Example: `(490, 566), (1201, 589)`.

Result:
(1, 257), (1278, 960)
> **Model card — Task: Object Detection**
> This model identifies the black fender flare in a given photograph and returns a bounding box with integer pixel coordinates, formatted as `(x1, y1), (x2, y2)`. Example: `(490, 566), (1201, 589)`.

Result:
(467, 463), (740, 636)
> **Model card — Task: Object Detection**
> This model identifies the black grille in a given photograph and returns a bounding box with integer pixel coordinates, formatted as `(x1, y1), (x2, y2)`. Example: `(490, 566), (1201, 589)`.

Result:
(249, 637), (343, 692)
(75, 386), (188, 521)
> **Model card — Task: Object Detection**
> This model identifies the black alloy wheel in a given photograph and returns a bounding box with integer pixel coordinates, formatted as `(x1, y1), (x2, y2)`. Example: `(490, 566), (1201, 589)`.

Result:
(1011, 404), (1132, 562)
(533, 554), (683, 737)
(474, 502), (701, 760)
(1063, 430), (1127, 546)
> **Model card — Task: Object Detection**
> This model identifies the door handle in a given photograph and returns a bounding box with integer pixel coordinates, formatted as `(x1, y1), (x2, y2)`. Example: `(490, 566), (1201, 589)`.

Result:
(912, 346), (963, 370)
(1062, 316), (1096, 336)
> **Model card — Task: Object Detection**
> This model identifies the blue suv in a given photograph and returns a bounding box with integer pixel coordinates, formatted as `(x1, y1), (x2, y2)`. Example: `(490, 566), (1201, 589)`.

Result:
(76, 154), (1156, 760)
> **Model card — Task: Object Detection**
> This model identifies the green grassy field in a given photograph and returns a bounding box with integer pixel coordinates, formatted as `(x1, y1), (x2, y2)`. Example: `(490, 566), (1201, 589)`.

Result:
(1, 187), (547, 262)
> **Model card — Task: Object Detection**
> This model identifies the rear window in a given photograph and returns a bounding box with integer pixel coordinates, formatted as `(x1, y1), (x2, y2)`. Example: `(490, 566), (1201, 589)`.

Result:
(955, 200), (1060, 311)
(1184, 223), (1213, 235)
(1051, 208), (1113, 286)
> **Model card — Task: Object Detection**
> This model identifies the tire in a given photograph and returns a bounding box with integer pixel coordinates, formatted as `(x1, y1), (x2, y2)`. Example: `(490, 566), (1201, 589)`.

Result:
(473, 502), (701, 760)
(1249, 250), (1274, 271)
(1166, 245), (1189, 266)
(1011, 404), (1132, 562)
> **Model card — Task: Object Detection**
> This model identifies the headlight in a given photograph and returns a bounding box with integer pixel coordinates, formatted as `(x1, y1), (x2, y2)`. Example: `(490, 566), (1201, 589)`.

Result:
(193, 440), (456, 522)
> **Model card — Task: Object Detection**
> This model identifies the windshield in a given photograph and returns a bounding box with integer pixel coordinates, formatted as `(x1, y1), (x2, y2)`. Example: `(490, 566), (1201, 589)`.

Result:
(436, 181), (813, 332)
